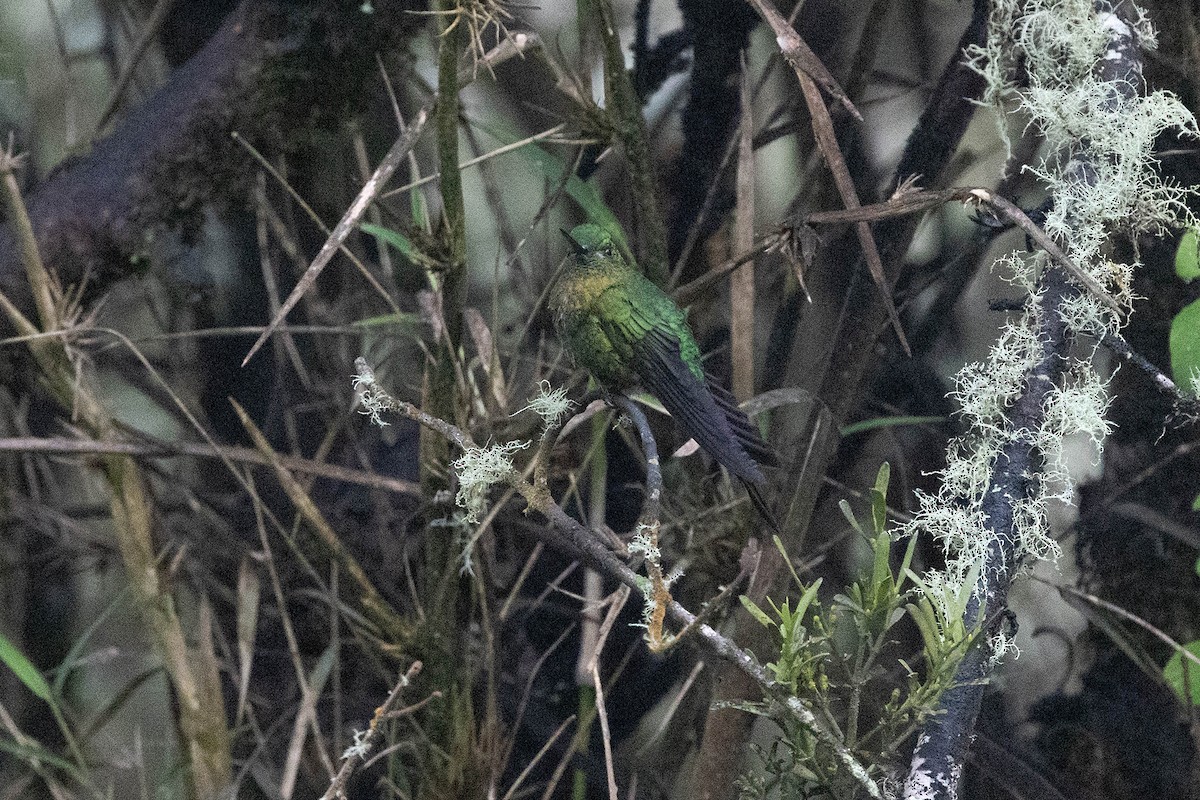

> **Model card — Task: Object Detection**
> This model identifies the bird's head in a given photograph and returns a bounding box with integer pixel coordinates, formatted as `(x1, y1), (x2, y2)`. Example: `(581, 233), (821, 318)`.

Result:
(562, 224), (621, 268)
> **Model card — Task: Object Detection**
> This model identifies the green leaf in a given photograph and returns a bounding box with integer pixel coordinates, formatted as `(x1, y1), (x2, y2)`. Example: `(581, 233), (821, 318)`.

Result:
(740, 596), (776, 629)
(839, 415), (946, 438)
(870, 531), (892, 600)
(870, 462), (890, 537)
(411, 180), (432, 234)
(905, 600), (939, 656)
(794, 578), (823, 623)
(0, 631), (52, 702)
(773, 535), (805, 588)
(1169, 297), (1200, 396)
(1193, 493), (1200, 513)
(0, 736), (84, 778)
(360, 223), (439, 268)
(1176, 228), (1200, 282)
(838, 499), (865, 536)
(1164, 641), (1200, 705)
(518, 145), (632, 260)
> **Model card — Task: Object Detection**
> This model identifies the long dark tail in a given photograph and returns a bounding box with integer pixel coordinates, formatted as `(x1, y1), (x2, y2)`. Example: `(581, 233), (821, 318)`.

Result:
(630, 328), (780, 527)
(744, 479), (780, 533)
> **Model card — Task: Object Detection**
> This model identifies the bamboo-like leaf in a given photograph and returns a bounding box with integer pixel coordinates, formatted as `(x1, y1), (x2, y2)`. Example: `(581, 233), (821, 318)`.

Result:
(731, 60), (756, 401)
(740, 596), (776, 629)
(518, 143), (631, 260)
(0, 631), (52, 702)
(236, 557), (262, 724)
(839, 416), (946, 438)
(360, 222), (440, 268)
(870, 462), (890, 537)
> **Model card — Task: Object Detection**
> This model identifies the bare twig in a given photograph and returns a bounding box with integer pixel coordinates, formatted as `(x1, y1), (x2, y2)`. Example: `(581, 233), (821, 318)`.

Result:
(241, 31), (542, 367)
(230, 399), (414, 645)
(320, 662), (427, 800)
(1097, 328), (1200, 413)
(677, 185), (1124, 314)
(0, 435), (420, 495)
(241, 109), (429, 367)
(740, 0), (861, 119)
(740, 0), (910, 355)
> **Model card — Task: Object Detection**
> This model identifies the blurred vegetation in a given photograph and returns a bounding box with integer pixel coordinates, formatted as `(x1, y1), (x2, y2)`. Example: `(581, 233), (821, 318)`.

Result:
(1, 2), (1200, 800)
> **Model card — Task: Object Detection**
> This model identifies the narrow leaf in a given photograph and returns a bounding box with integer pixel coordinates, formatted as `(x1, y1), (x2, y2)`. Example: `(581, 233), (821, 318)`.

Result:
(0, 631), (52, 702)
(739, 596), (776, 629)
(236, 557), (262, 724)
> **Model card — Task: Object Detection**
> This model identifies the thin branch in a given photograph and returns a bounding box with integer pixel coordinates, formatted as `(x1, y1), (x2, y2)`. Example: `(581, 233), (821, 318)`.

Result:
(93, 0), (177, 136)
(0, 435), (420, 496)
(319, 662), (427, 800)
(240, 30), (542, 367)
(1097, 329), (1200, 414)
(356, 361), (884, 798)
(676, 185), (1123, 314)
(240, 109), (429, 367)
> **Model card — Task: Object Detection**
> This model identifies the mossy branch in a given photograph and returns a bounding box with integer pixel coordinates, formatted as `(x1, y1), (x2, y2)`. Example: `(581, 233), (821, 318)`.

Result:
(353, 359), (883, 798)
(902, 3), (1198, 797)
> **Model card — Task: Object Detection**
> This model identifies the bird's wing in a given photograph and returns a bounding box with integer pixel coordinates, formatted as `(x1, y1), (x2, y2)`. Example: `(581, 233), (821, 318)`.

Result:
(595, 287), (769, 485)
(704, 378), (780, 468)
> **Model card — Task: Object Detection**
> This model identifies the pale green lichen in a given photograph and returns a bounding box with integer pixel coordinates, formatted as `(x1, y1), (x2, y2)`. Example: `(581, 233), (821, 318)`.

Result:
(909, 0), (1197, 664)
(628, 527), (662, 562)
(514, 380), (574, 432)
(352, 361), (392, 428)
(452, 440), (530, 523)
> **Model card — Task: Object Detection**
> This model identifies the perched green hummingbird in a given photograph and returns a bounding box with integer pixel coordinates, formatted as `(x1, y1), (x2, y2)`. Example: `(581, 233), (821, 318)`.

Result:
(552, 223), (779, 530)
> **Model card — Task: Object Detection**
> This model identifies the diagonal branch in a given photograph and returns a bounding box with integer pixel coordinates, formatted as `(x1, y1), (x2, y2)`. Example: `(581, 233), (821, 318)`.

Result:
(354, 358), (884, 799)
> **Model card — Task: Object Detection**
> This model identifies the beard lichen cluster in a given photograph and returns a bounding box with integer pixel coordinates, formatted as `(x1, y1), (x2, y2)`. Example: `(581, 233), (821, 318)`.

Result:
(907, 0), (1197, 660)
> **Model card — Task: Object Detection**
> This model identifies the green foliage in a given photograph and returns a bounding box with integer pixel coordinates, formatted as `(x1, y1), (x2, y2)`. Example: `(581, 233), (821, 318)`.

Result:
(1171, 230), (1200, 397)
(1176, 227), (1200, 282)
(0, 630), (51, 702)
(1163, 643), (1200, 706)
(1169, 298), (1200, 396)
(361, 222), (441, 270)
(739, 464), (973, 798)
(1162, 558), (1200, 706)
(519, 143), (632, 261)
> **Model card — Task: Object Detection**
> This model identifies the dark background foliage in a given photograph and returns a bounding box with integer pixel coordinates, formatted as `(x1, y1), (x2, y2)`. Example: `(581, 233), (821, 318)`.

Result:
(1, 1), (1199, 798)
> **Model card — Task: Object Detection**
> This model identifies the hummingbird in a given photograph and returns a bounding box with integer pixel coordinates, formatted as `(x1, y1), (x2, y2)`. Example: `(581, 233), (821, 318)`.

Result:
(552, 223), (779, 530)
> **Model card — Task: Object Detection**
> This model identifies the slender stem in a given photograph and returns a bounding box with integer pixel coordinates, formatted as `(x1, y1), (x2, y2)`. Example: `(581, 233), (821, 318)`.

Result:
(594, 0), (668, 284)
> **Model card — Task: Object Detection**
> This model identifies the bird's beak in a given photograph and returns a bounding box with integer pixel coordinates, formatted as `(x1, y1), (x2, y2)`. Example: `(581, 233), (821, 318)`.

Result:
(560, 228), (586, 257)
